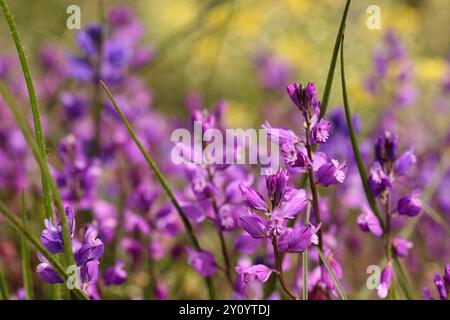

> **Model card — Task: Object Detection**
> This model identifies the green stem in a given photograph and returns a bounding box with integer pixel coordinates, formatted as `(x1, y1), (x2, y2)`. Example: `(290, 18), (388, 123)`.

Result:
(0, 201), (89, 300)
(393, 256), (415, 300)
(303, 202), (311, 300)
(317, 248), (348, 300)
(319, 0), (352, 119)
(0, 0), (53, 222)
(339, 32), (385, 230)
(0, 83), (75, 268)
(0, 262), (9, 300)
(99, 80), (215, 299)
(20, 190), (34, 300)
(272, 237), (298, 300)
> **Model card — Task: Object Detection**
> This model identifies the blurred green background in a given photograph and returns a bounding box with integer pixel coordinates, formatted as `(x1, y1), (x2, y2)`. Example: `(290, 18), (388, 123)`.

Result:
(1, 0), (449, 129)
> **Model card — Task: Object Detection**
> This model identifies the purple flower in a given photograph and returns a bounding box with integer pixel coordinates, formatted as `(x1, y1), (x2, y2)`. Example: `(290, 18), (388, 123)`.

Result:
(74, 225), (104, 266)
(279, 189), (308, 219)
(286, 82), (317, 113)
(395, 147), (416, 176)
(60, 91), (87, 120)
(186, 248), (217, 277)
(368, 162), (393, 197)
(392, 237), (413, 257)
(265, 168), (289, 208)
(238, 213), (268, 238)
(357, 205), (383, 237)
(397, 190), (421, 217)
(316, 159), (347, 186)
(235, 264), (273, 284)
(310, 119), (331, 144)
(36, 253), (63, 284)
(76, 23), (103, 56)
(287, 223), (320, 252)
(239, 184), (268, 211)
(104, 260), (128, 286)
(434, 274), (448, 300)
(262, 121), (299, 145)
(41, 218), (64, 254)
(40, 206), (75, 254)
(375, 131), (398, 164)
(81, 260), (99, 285)
(148, 241), (165, 260)
(377, 266), (393, 298)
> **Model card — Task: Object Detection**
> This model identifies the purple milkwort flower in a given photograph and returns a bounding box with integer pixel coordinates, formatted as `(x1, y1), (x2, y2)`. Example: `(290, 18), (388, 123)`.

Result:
(186, 247), (217, 277)
(238, 213), (268, 239)
(397, 190), (422, 217)
(239, 187), (308, 240)
(81, 260), (100, 285)
(395, 147), (417, 176)
(265, 168), (288, 208)
(123, 210), (150, 235)
(239, 184), (268, 211)
(357, 205), (383, 237)
(154, 280), (169, 300)
(392, 237), (413, 257)
(76, 23), (103, 56)
(375, 131), (398, 165)
(377, 265), (393, 299)
(286, 82), (317, 114)
(104, 260), (128, 286)
(36, 253), (63, 284)
(148, 241), (164, 260)
(287, 223), (321, 252)
(310, 119), (331, 144)
(41, 207), (75, 254)
(234, 233), (261, 254)
(316, 159), (347, 186)
(423, 264), (450, 300)
(60, 91), (87, 120)
(121, 237), (143, 261)
(434, 274), (448, 300)
(368, 162), (393, 197)
(74, 225), (104, 266)
(235, 264), (273, 284)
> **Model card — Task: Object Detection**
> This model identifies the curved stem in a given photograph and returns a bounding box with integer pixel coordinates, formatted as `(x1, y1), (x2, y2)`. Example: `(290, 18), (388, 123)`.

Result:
(100, 81), (215, 299)
(272, 237), (298, 300)
(0, 0), (53, 221)
(319, 0), (352, 119)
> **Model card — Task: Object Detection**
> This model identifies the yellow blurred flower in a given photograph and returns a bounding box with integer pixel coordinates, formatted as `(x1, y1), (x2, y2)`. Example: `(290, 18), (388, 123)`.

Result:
(416, 58), (447, 81)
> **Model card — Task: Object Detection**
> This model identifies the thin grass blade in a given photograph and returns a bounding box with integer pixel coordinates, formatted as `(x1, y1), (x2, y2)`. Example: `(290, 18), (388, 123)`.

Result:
(339, 32), (385, 229)
(100, 80), (215, 299)
(20, 190), (34, 300)
(317, 248), (348, 300)
(319, 0), (352, 119)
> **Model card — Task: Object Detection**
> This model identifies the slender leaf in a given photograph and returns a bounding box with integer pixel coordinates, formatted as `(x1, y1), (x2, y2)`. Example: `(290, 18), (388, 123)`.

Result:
(20, 190), (34, 300)
(0, 83), (75, 268)
(0, 0), (75, 271)
(393, 256), (415, 300)
(100, 80), (215, 299)
(339, 32), (385, 229)
(0, 201), (89, 300)
(319, 0), (352, 119)
(317, 248), (348, 300)
(0, 0), (53, 221)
